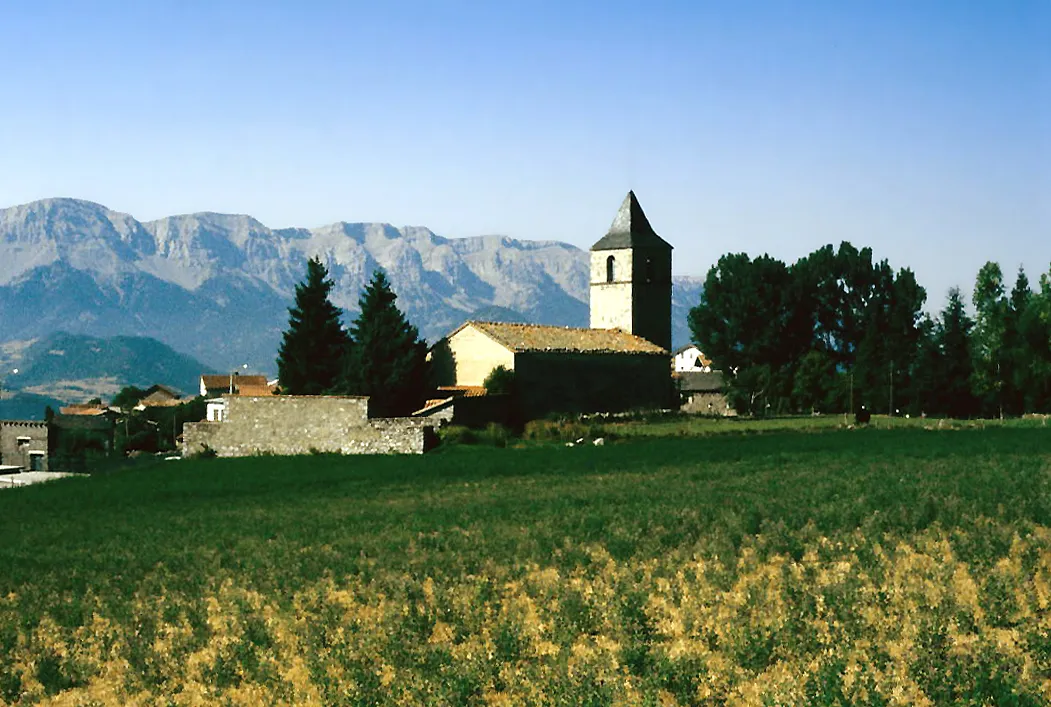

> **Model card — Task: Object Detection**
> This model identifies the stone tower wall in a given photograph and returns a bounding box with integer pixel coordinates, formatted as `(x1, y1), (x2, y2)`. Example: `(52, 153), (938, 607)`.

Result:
(589, 248), (634, 331)
(629, 245), (673, 352)
(589, 245), (672, 351)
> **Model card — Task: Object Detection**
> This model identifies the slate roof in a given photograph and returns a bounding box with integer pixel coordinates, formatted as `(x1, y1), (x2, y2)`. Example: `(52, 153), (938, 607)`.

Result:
(456, 321), (667, 355)
(591, 191), (673, 252)
(675, 371), (726, 393)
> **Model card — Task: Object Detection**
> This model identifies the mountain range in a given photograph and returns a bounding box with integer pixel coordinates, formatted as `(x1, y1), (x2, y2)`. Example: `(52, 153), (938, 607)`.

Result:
(0, 332), (216, 418)
(0, 198), (704, 374)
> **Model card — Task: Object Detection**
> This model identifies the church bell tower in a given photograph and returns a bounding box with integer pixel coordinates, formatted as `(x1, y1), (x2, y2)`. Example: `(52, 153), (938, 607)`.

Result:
(589, 191), (673, 351)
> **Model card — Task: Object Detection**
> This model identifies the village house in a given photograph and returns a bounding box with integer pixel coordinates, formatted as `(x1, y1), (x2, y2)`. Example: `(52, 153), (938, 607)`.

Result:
(200, 373), (276, 421)
(135, 384), (183, 409)
(0, 420), (48, 472)
(674, 344), (713, 373)
(200, 374), (272, 398)
(676, 370), (735, 416)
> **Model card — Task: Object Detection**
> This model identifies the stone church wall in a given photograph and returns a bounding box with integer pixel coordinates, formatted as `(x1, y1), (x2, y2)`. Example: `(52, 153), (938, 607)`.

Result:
(182, 396), (434, 457)
(514, 352), (672, 419)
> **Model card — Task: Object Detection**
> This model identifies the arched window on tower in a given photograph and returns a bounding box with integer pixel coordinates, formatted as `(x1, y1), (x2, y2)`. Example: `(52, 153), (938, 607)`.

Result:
(606, 255), (615, 283)
(645, 257), (655, 283)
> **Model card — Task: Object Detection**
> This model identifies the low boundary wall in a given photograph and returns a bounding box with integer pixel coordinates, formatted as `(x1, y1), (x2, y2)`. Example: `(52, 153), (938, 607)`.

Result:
(182, 396), (435, 457)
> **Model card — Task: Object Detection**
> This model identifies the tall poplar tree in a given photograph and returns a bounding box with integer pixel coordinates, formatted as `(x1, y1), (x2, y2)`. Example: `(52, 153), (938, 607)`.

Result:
(276, 257), (350, 395)
(337, 270), (430, 417)
(971, 262), (1008, 417)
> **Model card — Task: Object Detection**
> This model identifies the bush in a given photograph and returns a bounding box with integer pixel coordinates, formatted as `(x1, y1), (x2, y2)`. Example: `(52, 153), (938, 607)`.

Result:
(439, 425), (477, 446)
(478, 423), (511, 448)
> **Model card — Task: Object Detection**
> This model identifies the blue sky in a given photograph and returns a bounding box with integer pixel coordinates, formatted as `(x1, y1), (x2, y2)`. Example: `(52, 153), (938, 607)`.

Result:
(1, 1), (1048, 309)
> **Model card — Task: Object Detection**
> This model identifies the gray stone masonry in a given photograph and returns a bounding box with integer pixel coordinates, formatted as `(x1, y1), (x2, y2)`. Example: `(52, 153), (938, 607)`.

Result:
(182, 395), (435, 457)
(0, 420), (48, 471)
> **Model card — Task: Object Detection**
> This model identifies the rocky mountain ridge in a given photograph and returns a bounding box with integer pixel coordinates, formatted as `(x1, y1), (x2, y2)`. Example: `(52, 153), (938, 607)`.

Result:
(0, 198), (703, 372)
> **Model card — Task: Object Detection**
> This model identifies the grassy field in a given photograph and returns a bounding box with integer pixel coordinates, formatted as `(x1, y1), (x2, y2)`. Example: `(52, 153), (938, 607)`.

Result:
(1, 423), (1050, 704)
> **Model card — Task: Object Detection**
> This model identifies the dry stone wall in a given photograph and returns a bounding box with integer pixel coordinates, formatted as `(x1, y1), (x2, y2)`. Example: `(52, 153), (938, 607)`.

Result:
(182, 396), (435, 457)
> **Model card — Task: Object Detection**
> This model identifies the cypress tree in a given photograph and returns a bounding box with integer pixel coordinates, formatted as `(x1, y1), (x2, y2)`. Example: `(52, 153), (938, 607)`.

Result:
(276, 257), (350, 395)
(338, 270), (430, 417)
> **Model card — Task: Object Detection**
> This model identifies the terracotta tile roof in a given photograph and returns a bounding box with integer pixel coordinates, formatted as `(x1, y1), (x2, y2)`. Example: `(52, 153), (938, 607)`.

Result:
(414, 397), (455, 416)
(437, 386), (488, 398)
(59, 404), (111, 416)
(460, 321), (667, 355)
(201, 375), (271, 395)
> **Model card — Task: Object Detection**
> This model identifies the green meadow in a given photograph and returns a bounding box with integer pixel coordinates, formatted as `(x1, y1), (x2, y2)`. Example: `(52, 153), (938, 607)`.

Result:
(1, 422), (1050, 705)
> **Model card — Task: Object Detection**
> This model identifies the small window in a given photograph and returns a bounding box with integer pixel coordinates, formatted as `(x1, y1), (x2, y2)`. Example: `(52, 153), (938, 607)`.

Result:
(606, 255), (615, 283)
(645, 257), (655, 283)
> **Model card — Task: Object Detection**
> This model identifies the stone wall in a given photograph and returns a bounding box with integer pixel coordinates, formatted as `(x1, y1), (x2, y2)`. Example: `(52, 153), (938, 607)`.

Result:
(514, 352), (673, 419)
(589, 247), (634, 333)
(682, 392), (737, 417)
(0, 420), (48, 471)
(182, 396), (435, 457)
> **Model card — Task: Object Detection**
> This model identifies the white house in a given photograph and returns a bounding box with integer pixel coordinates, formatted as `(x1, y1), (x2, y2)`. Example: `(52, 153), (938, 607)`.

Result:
(673, 344), (712, 373)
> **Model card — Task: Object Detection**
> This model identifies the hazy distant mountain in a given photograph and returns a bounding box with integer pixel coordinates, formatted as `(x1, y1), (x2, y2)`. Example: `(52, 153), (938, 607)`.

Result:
(0, 198), (703, 373)
(0, 332), (216, 412)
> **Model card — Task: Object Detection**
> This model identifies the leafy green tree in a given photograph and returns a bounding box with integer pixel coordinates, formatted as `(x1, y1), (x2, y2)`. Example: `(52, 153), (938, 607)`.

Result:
(337, 270), (430, 417)
(792, 350), (841, 413)
(1018, 264), (1051, 412)
(688, 253), (807, 414)
(971, 262), (1008, 417)
(908, 315), (941, 416)
(112, 385), (147, 411)
(483, 365), (517, 397)
(276, 257), (351, 395)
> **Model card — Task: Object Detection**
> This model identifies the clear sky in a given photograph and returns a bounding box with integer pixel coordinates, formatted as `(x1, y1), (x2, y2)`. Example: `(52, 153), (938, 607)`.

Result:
(1, 1), (1048, 309)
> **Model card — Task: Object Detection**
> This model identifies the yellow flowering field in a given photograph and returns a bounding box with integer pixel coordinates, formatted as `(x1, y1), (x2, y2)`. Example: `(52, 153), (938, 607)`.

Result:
(1, 426), (1050, 704)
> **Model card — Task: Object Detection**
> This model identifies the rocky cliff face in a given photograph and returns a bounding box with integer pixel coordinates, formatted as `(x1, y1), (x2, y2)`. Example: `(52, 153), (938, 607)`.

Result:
(0, 199), (702, 372)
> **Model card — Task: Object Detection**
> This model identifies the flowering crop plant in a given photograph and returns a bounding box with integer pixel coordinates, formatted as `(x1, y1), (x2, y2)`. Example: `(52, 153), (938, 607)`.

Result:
(1, 424), (1050, 704)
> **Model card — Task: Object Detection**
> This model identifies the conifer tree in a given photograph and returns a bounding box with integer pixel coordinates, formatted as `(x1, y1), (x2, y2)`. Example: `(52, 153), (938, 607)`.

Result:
(337, 270), (430, 417)
(276, 257), (350, 395)
(937, 287), (978, 418)
(1003, 267), (1033, 414)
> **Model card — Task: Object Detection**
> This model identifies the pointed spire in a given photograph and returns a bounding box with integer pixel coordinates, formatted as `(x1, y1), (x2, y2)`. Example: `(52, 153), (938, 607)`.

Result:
(590, 191), (672, 251)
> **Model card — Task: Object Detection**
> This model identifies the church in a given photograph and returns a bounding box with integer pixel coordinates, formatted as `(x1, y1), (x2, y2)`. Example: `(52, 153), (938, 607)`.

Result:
(428, 191), (674, 420)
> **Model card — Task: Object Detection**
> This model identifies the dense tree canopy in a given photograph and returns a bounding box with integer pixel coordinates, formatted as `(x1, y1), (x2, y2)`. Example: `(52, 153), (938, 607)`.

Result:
(689, 241), (1051, 418)
(276, 257), (351, 395)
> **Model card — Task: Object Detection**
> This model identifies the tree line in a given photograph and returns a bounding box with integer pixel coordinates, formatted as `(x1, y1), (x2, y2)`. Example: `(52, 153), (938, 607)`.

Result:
(688, 242), (1051, 418)
(276, 258), (430, 417)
